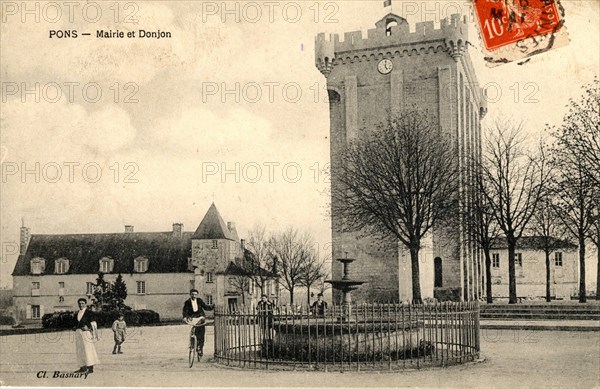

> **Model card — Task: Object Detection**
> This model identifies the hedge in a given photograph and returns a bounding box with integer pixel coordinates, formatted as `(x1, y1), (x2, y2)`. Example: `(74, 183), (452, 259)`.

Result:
(42, 309), (160, 329)
(0, 314), (15, 325)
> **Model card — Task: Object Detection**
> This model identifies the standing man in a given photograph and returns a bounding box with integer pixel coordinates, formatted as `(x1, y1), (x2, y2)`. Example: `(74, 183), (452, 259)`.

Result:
(73, 298), (99, 373)
(311, 293), (328, 316)
(182, 289), (213, 357)
(256, 294), (274, 341)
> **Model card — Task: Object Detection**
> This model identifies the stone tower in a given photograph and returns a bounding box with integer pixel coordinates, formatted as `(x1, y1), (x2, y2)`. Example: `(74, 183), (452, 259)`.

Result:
(316, 13), (487, 302)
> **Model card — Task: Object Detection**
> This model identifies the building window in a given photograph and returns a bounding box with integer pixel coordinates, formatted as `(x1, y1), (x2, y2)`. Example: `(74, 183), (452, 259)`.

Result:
(86, 282), (95, 295)
(134, 257), (148, 273)
(58, 282), (65, 289)
(515, 253), (523, 267)
(554, 252), (563, 267)
(492, 253), (500, 268)
(212, 240), (218, 249)
(434, 257), (443, 288)
(31, 281), (41, 296)
(206, 272), (214, 283)
(206, 294), (213, 305)
(55, 258), (69, 274)
(136, 281), (146, 294)
(31, 305), (41, 319)
(99, 257), (114, 273)
(30, 257), (45, 274)
(59, 296), (65, 303)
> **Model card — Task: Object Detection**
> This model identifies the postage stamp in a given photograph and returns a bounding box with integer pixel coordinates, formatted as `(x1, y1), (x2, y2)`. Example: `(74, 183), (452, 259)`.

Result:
(473, 0), (570, 66)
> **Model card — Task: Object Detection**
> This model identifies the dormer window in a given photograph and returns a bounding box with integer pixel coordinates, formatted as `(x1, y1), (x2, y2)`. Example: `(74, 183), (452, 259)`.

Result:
(134, 257), (148, 273)
(55, 258), (70, 274)
(30, 257), (46, 275)
(99, 257), (114, 273)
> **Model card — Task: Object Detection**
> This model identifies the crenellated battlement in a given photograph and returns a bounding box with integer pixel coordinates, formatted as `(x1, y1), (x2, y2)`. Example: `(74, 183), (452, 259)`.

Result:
(316, 13), (469, 76)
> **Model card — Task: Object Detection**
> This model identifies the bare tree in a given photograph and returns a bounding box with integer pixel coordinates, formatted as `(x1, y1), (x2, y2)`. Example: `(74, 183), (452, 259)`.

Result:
(270, 228), (316, 305)
(228, 273), (251, 306)
(590, 198), (600, 299)
(244, 224), (276, 295)
(479, 121), (549, 304)
(551, 79), (600, 302)
(530, 192), (565, 302)
(550, 147), (595, 303)
(332, 110), (459, 303)
(555, 79), (599, 188)
(298, 256), (328, 305)
(467, 170), (501, 303)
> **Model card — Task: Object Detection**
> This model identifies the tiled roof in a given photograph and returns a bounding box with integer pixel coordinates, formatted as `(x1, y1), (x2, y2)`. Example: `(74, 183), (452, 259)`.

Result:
(222, 249), (278, 277)
(12, 232), (193, 276)
(191, 203), (235, 241)
(490, 236), (577, 250)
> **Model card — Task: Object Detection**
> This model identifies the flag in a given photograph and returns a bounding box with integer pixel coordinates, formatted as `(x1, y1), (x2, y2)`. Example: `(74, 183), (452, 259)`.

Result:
(384, 0), (391, 7)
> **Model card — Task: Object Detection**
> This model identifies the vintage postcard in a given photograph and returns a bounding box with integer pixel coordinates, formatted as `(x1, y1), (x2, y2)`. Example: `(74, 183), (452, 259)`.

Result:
(1, 1), (599, 388)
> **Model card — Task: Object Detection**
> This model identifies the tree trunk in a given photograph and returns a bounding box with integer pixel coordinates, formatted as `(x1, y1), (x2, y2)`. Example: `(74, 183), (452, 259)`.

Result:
(596, 229), (600, 301)
(507, 237), (517, 304)
(410, 246), (422, 304)
(578, 234), (587, 303)
(307, 285), (311, 306)
(596, 242), (600, 300)
(484, 247), (493, 304)
(289, 287), (294, 305)
(545, 249), (551, 303)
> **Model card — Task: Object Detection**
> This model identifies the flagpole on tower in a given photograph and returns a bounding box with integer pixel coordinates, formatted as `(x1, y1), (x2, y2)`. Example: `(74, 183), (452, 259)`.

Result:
(383, 0), (392, 12)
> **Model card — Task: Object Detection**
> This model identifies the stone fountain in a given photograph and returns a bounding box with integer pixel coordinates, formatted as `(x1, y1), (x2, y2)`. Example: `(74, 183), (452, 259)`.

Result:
(325, 254), (366, 319)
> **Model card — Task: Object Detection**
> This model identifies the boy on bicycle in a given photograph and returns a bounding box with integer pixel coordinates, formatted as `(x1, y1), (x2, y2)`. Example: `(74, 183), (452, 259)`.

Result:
(182, 289), (214, 356)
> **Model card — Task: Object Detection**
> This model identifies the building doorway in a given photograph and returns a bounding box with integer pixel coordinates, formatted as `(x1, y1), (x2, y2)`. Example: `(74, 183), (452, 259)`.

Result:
(228, 298), (238, 312)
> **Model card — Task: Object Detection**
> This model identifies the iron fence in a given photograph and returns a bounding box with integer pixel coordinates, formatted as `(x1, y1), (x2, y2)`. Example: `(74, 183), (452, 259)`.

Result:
(213, 301), (480, 371)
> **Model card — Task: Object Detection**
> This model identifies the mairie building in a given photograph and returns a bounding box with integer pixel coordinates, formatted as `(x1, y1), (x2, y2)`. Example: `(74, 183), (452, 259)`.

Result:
(316, 13), (487, 302)
(11, 203), (278, 322)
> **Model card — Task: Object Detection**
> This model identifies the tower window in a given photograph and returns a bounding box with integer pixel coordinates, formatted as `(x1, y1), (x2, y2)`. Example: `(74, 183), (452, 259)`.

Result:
(206, 272), (214, 283)
(515, 253), (523, 267)
(212, 240), (218, 249)
(386, 20), (398, 36)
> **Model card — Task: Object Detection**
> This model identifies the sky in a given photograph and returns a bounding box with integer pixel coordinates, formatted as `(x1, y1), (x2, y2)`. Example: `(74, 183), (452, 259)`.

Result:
(0, 0), (599, 289)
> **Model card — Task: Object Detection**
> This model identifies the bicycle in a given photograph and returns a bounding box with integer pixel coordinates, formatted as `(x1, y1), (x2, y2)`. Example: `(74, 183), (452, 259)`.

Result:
(185, 316), (206, 368)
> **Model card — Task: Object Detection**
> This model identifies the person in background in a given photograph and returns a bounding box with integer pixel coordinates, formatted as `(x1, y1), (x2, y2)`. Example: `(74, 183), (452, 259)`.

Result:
(256, 294), (274, 340)
(311, 293), (328, 316)
(111, 313), (127, 354)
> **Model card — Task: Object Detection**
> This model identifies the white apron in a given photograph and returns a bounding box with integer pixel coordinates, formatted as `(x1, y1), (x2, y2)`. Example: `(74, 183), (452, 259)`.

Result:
(75, 328), (99, 366)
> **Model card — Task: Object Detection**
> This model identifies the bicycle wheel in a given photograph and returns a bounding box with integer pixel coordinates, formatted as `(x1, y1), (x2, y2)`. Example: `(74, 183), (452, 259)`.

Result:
(188, 336), (197, 368)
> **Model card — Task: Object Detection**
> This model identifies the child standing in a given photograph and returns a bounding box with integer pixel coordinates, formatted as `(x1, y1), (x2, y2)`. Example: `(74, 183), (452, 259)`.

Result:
(111, 314), (127, 354)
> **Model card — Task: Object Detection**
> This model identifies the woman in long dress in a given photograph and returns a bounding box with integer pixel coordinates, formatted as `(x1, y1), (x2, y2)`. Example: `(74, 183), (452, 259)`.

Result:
(73, 298), (99, 373)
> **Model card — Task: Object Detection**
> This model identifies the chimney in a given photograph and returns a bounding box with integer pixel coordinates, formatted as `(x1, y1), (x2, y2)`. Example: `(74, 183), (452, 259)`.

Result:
(124, 225), (134, 233)
(173, 223), (183, 238)
(227, 222), (235, 231)
(20, 221), (31, 255)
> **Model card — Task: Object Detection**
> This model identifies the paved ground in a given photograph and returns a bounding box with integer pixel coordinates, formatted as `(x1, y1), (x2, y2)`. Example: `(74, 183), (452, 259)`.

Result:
(1, 324), (598, 388)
